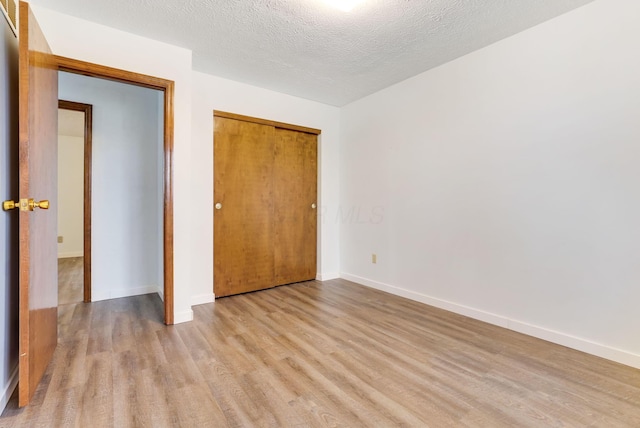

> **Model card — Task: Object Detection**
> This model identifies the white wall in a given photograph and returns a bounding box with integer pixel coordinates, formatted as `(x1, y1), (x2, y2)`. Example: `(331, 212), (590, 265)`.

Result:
(31, 5), (342, 320)
(340, 0), (640, 368)
(31, 0), (638, 369)
(190, 71), (342, 304)
(59, 72), (163, 302)
(57, 133), (84, 258)
(0, 12), (18, 413)
(31, 5), (194, 322)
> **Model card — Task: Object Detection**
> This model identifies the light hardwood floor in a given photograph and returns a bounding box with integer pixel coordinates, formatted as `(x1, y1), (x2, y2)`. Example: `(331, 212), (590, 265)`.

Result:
(1, 279), (639, 427)
(58, 257), (83, 306)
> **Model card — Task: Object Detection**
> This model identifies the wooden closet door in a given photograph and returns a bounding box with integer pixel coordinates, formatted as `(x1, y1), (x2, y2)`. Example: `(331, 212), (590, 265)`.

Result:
(214, 117), (275, 297)
(273, 128), (317, 284)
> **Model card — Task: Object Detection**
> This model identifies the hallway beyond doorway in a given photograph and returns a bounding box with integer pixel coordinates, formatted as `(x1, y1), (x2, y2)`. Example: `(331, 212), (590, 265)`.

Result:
(58, 257), (83, 306)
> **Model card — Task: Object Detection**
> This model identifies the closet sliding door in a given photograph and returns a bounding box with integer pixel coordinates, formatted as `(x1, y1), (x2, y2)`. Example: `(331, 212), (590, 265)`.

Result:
(213, 111), (319, 298)
(273, 128), (317, 285)
(213, 116), (276, 297)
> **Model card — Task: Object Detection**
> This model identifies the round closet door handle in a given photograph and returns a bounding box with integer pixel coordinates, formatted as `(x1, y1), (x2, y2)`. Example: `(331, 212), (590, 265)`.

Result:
(215, 203), (222, 210)
(311, 203), (317, 209)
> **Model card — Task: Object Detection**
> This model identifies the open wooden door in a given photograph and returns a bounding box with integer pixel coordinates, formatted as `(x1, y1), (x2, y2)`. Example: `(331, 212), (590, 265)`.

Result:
(17, 1), (58, 407)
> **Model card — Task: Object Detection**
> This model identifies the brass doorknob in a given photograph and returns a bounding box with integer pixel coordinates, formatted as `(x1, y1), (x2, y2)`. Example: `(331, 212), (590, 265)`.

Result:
(29, 199), (49, 210)
(311, 203), (317, 209)
(2, 200), (18, 211)
(215, 203), (222, 210)
(3, 199), (49, 211)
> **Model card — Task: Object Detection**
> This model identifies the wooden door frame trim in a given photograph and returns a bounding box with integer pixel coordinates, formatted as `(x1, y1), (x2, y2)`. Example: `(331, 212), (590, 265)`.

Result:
(214, 110), (321, 135)
(58, 100), (92, 303)
(56, 55), (175, 325)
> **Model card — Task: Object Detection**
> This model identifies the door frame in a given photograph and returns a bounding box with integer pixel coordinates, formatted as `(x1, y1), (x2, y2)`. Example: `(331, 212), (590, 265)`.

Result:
(58, 100), (92, 303)
(56, 56), (175, 324)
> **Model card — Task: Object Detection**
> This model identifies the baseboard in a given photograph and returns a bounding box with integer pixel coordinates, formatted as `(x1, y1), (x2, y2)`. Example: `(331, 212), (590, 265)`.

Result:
(0, 364), (18, 414)
(92, 285), (160, 302)
(58, 251), (83, 258)
(191, 293), (215, 306)
(340, 273), (640, 369)
(173, 309), (194, 324)
(316, 272), (340, 281)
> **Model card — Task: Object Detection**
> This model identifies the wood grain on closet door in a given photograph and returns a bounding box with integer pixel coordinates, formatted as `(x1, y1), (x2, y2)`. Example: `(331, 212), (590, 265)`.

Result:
(214, 117), (276, 297)
(273, 128), (317, 285)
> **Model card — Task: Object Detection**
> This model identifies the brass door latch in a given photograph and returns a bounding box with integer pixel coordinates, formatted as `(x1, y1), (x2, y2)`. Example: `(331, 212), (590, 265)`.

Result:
(3, 199), (49, 211)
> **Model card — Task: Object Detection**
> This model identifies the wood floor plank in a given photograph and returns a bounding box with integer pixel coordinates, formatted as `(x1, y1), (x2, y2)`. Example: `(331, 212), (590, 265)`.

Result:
(166, 382), (229, 427)
(58, 257), (83, 306)
(242, 368), (312, 427)
(2, 274), (640, 427)
(275, 355), (387, 427)
(78, 352), (114, 428)
(45, 337), (89, 393)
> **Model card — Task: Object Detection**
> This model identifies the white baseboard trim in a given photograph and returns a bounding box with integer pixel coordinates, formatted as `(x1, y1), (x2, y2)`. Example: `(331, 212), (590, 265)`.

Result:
(174, 309), (194, 324)
(58, 251), (83, 258)
(340, 272), (640, 369)
(1, 365), (18, 414)
(92, 285), (160, 302)
(316, 272), (340, 281)
(191, 293), (215, 306)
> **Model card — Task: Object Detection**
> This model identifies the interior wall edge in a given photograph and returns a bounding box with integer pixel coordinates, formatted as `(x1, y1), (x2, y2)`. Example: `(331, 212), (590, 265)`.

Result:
(191, 293), (215, 306)
(340, 272), (640, 370)
(91, 285), (160, 303)
(0, 365), (18, 413)
(57, 252), (83, 259)
(174, 308), (194, 324)
(316, 272), (340, 281)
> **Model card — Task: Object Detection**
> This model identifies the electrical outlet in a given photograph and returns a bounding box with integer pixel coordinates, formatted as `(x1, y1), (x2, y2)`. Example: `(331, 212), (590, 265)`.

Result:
(372, 254), (377, 264)
(57, 236), (63, 243)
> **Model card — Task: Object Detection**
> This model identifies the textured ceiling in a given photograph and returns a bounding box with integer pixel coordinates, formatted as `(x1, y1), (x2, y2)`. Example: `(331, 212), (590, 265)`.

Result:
(30, 0), (595, 106)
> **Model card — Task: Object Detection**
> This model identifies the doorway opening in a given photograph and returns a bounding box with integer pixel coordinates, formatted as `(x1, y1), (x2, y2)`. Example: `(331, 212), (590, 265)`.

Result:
(57, 100), (91, 305)
(56, 56), (175, 325)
